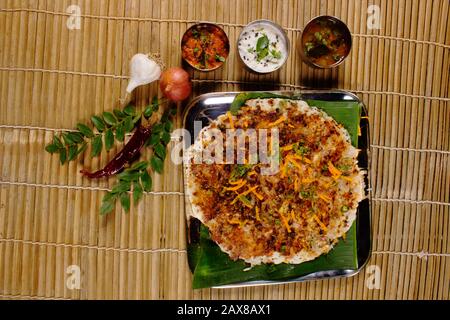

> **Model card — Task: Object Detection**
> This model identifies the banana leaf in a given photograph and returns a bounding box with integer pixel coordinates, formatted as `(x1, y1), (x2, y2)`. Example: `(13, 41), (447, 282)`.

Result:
(189, 95), (361, 289)
(229, 92), (291, 115)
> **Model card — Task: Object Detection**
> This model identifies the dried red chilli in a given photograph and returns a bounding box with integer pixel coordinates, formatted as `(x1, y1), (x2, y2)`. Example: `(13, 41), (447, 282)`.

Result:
(81, 125), (152, 179)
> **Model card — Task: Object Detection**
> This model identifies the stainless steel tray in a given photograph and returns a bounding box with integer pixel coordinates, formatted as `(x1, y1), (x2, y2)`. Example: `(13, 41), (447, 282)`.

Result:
(182, 90), (372, 288)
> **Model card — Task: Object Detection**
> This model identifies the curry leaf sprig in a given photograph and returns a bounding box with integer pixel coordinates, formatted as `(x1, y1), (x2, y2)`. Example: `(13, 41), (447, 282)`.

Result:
(90, 105), (141, 156)
(100, 107), (176, 215)
(45, 133), (88, 164)
(100, 161), (152, 215)
(45, 97), (174, 215)
(147, 107), (176, 174)
(45, 101), (160, 164)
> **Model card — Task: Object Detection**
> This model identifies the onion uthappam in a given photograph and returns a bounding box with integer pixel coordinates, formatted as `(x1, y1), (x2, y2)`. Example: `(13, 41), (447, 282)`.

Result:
(185, 98), (365, 265)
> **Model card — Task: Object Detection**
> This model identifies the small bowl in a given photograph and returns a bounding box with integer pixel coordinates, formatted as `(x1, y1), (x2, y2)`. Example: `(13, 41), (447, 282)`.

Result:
(299, 15), (352, 69)
(237, 19), (290, 74)
(181, 23), (230, 72)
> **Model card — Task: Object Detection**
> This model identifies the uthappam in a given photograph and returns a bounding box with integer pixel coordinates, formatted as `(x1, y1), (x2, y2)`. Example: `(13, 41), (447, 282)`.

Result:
(185, 97), (365, 266)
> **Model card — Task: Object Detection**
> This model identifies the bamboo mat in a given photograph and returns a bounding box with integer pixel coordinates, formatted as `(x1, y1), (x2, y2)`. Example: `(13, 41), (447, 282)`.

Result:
(0, 0), (449, 300)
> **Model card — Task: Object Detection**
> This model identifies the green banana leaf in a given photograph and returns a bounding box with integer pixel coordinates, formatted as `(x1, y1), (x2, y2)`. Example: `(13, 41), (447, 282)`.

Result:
(189, 94), (361, 289)
(230, 92), (290, 115)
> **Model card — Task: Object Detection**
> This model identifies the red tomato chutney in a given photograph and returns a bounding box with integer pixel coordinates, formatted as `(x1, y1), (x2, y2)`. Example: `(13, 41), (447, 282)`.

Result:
(182, 24), (230, 71)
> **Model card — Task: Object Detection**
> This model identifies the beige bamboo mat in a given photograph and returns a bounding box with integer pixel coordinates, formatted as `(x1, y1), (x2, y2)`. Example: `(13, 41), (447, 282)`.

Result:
(0, 0), (449, 300)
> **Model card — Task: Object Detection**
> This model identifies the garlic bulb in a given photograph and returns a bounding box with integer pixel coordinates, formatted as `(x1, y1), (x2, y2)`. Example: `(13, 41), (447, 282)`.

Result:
(126, 53), (162, 93)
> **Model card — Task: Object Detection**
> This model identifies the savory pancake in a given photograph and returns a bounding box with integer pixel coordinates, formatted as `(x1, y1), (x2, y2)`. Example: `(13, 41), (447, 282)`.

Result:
(185, 98), (365, 265)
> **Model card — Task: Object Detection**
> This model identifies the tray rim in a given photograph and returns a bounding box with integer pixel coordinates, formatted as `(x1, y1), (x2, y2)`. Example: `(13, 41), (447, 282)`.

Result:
(182, 90), (372, 289)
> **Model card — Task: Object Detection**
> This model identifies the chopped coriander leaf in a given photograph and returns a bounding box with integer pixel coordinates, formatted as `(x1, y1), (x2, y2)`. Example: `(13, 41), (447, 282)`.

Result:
(215, 54), (226, 62)
(238, 195), (252, 206)
(271, 49), (282, 59)
(299, 190), (313, 199)
(294, 143), (310, 156)
(314, 32), (322, 41)
(337, 164), (352, 171)
(257, 47), (269, 61)
(230, 164), (253, 181)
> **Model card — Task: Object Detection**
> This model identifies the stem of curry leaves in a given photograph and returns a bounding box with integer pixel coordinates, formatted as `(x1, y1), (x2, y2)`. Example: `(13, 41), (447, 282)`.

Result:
(147, 108), (176, 174)
(100, 107), (176, 215)
(45, 103), (152, 164)
(45, 98), (175, 215)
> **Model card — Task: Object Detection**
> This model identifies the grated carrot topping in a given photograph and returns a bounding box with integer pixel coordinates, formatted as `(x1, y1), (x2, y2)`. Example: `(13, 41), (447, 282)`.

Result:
(341, 176), (353, 182)
(279, 211), (291, 233)
(225, 180), (247, 191)
(228, 218), (248, 227)
(289, 158), (303, 171)
(252, 189), (264, 201)
(291, 154), (312, 164)
(322, 180), (333, 188)
(290, 210), (296, 222)
(240, 186), (258, 197)
(281, 144), (294, 151)
(227, 111), (235, 129)
(228, 218), (240, 225)
(302, 157), (312, 164)
(231, 186), (258, 204)
(327, 161), (342, 177)
(318, 193), (332, 202)
(313, 215), (328, 232)
(240, 200), (253, 209)
(255, 206), (261, 222)
(267, 116), (287, 128)
(280, 159), (288, 178)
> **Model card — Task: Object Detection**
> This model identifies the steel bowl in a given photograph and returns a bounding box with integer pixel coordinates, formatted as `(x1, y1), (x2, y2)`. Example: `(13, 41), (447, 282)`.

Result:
(237, 19), (290, 74)
(299, 15), (352, 69)
(181, 23), (230, 72)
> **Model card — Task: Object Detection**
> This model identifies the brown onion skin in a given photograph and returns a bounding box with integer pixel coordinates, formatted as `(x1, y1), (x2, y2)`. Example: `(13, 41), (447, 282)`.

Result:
(160, 67), (192, 102)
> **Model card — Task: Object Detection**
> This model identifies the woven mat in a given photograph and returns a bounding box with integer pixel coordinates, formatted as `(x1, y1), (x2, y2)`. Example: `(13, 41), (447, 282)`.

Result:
(0, 0), (449, 300)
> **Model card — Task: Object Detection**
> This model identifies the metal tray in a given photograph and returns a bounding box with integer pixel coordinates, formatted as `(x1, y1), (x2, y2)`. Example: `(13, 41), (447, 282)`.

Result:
(182, 90), (372, 288)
